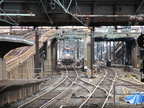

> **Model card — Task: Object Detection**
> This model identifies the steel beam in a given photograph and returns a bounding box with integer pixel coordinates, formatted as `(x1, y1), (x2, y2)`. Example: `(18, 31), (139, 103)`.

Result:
(0, 13), (35, 16)
(3, 0), (39, 3)
(75, 15), (143, 17)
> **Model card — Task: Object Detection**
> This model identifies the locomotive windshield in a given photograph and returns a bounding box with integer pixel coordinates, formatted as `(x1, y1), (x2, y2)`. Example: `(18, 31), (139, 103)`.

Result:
(62, 49), (73, 55)
(67, 50), (73, 54)
(62, 49), (67, 55)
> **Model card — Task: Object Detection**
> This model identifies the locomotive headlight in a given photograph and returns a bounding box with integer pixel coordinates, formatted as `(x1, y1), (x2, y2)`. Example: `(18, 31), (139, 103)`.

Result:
(66, 54), (70, 56)
(64, 54), (72, 59)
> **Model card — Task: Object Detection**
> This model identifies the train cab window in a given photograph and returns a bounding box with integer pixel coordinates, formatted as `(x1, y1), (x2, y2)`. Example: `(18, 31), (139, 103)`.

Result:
(68, 50), (73, 54)
(62, 50), (67, 55)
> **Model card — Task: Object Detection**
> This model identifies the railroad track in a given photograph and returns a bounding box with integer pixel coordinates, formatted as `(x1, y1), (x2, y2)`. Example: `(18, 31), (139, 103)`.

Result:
(55, 66), (95, 108)
(18, 66), (67, 108)
(46, 66), (79, 108)
(39, 65), (95, 108)
(115, 74), (144, 95)
(111, 67), (144, 91)
(11, 61), (143, 108)
(78, 67), (118, 108)
(18, 65), (76, 108)
(44, 66), (119, 108)
(48, 66), (112, 108)
(17, 65), (95, 108)
(15, 63), (143, 108)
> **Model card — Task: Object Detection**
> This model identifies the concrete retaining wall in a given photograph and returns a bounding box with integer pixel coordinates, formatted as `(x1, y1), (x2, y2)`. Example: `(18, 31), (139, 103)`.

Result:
(7, 56), (35, 79)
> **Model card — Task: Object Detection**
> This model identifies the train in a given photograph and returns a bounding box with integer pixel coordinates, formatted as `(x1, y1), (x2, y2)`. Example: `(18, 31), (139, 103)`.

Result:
(61, 47), (75, 65)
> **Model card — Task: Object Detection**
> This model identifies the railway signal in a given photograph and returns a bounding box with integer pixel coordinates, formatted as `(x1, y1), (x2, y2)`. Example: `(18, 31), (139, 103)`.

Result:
(137, 34), (144, 82)
(137, 34), (144, 49)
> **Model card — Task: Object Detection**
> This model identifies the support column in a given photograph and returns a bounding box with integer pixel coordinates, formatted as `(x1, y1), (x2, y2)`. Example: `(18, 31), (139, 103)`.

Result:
(131, 43), (138, 68)
(51, 41), (57, 71)
(96, 42), (98, 59)
(34, 27), (40, 76)
(106, 41), (108, 61)
(100, 42), (103, 60)
(48, 44), (52, 72)
(125, 40), (137, 66)
(110, 41), (111, 60)
(84, 35), (90, 69)
(44, 40), (52, 73)
(90, 27), (95, 77)
(125, 42), (132, 65)
(77, 40), (79, 59)
(113, 42), (116, 63)
(50, 38), (57, 73)
(0, 58), (6, 80)
(124, 42), (127, 65)
(122, 42), (125, 65)
(102, 42), (105, 60)
(10, 26), (12, 35)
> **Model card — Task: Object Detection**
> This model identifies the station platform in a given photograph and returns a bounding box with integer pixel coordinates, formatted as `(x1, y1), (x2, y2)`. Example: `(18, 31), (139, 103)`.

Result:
(0, 79), (44, 107)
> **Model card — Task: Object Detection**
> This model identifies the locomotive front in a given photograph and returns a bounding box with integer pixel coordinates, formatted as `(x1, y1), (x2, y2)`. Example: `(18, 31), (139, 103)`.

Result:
(61, 48), (75, 65)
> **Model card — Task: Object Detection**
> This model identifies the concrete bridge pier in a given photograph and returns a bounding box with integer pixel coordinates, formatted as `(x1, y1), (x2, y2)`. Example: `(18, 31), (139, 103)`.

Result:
(90, 27), (95, 77)
(44, 40), (52, 75)
(84, 35), (91, 69)
(131, 43), (139, 68)
(0, 58), (6, 80)
(125, 40), (136, 66)
(44, 38), (57, 75)
(124, 39), (137, 71)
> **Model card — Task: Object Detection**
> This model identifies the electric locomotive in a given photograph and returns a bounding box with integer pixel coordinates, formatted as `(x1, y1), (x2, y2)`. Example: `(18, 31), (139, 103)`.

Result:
(61, 47), (75, 65)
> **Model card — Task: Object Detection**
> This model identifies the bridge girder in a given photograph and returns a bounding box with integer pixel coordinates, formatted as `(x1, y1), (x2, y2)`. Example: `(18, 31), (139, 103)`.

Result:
(0, 0), (144, 26)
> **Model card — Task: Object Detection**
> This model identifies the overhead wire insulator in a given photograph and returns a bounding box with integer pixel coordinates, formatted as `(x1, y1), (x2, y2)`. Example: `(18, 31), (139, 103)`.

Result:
(129, 16), (136, 21)
(137, 17), (143, 21)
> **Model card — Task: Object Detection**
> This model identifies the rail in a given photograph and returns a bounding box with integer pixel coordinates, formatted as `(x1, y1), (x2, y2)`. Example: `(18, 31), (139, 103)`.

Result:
(79, 67), (118, 108)
(102, 68), (117, 108)
(40, 66), (78, 108)
(18, 71), (68, 108)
